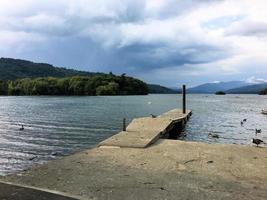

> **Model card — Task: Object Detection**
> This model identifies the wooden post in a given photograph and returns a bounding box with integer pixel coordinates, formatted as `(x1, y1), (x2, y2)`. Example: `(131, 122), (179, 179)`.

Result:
(182, 85), (186, 114)
(123, 118), (126, 131)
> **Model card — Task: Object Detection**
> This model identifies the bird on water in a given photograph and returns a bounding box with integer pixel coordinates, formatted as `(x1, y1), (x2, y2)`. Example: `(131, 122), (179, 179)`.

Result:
(19, 125), (24, 131)
(241, 118), (247, 126)
(252, 138), (265, 147)
(208, 133), (220, 138)
(255, 129), (261, 135)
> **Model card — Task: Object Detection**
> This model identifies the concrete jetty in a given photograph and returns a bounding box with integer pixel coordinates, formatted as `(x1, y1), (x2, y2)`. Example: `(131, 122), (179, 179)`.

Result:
(99, 109), (192, 148)
(1, 108), (267, 200)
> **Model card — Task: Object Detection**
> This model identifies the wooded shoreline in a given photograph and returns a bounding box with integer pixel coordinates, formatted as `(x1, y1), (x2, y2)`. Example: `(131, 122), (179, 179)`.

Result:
(0, 74), (149, 96)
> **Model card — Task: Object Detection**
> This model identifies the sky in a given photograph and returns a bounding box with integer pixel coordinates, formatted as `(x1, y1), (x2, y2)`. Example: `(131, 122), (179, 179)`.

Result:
(1, 0), (267, 87)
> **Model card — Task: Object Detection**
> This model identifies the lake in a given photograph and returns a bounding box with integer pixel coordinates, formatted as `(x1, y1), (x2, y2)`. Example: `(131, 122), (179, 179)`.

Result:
(0, 94), (267, 175)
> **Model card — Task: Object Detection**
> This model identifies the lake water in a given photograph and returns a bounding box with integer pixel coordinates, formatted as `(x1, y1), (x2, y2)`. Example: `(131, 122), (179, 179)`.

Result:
(0, 94), (267, 175)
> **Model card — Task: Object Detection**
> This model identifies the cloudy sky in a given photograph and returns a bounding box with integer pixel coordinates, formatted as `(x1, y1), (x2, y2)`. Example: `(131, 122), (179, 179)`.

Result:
(1, 0), (267, 87)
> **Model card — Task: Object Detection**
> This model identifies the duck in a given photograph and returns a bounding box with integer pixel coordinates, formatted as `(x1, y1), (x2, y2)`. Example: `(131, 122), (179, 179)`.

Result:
(150, 114), (157, 118)
(28, 156), (37, 161)
(208, 133), (220, 138)
(243, 119), (247, 122)
(19, 125), (24, 131)
(252, 138), (265, 147)
(255, 129), (262, 135)
(240, 121), (244, 126)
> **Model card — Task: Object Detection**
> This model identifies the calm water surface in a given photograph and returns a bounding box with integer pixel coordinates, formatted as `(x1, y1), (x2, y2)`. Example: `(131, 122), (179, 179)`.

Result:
(0, 94), (267, 175)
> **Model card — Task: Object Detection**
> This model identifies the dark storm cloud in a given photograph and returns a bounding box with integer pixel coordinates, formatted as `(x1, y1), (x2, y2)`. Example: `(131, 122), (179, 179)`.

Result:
(0, 0), (228, 69)
(111, 43), (228, 72)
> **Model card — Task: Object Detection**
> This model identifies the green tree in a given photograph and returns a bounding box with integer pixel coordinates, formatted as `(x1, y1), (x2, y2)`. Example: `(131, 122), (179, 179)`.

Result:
(259, 88), (267, 95)
(0, 80), (8, 95)
(96, 82), (119, 95)
(2, 74), (148, 96)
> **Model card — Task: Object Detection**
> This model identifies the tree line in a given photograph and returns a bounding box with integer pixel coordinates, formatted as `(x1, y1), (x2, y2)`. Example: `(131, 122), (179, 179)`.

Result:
(259, 88), (267, 95)
(0, 74), (149, 96)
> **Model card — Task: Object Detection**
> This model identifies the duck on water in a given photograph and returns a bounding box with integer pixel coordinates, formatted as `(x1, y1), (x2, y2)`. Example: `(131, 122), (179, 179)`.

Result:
(19, 125), (24, 131)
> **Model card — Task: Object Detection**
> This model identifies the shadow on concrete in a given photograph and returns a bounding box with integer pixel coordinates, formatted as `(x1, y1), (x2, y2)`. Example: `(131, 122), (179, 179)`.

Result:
(0, 182), (79, 200)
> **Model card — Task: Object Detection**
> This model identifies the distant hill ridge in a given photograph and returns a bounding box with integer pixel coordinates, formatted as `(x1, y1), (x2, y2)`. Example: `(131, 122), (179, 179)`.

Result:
(147, 84), (178, 94)
(187, 81), (251, 93)
(188, 80), (267, 94)
(0, 57), (102, 80)
(226, 83), (267, 94)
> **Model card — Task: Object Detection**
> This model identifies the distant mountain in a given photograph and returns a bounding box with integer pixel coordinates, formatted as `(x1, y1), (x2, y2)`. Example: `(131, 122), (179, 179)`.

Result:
(0, 58), (102, 80)
(148, 84), (179, 94)
(188, 81), (251, 93)
(226, 83), (267, 94)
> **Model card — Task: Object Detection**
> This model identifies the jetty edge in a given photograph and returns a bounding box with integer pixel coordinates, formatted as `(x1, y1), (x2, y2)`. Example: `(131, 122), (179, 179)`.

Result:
(99, 108), (192, 148)
(0, 181), (80, 200)
(1, 109), (267, 200)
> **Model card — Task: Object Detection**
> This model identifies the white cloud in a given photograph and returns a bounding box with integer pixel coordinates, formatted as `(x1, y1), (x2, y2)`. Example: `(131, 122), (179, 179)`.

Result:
(246, 76), (267, 84)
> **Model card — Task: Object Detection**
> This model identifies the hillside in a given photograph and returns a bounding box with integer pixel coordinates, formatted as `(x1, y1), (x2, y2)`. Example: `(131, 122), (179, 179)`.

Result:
(0, 58), (101, 80)
(226, 83), (267, 94)
(0, 58), (181, 95)
(188, 81), (250, 93)
(148, 84), (178, 94)
(0, 58), (149, 96)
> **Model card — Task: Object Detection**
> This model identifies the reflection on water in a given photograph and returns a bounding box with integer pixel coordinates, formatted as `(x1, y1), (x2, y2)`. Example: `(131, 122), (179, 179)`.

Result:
(0, 94), (266, 175)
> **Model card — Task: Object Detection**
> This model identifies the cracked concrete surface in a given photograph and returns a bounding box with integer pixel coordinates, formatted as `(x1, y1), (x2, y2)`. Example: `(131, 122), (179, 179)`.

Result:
(1, 139), (267, 200)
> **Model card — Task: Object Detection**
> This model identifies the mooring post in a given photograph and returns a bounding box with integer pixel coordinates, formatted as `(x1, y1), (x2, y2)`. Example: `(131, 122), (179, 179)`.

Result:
(123, 118), (126, 131)
(182, 85), (186, 114)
